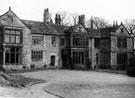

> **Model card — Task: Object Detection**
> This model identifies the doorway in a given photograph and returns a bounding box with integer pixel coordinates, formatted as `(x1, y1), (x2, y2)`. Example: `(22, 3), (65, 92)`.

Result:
(50, 55), (55, 66)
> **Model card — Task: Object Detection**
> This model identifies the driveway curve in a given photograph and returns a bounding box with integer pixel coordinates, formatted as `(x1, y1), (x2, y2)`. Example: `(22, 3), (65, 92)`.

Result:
(21, 70), (135, 98)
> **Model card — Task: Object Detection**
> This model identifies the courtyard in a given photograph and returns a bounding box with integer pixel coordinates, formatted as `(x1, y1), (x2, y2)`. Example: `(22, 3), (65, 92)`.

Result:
(0, 70), (135, 98)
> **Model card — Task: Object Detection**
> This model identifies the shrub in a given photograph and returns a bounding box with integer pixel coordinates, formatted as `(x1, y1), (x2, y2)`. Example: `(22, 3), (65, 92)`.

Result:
(127, 56), (135, 77)
(30, 64), (35, 69)
(128, 56), (135, 67)
(99, 64), (111, 69)
(127, 67), (135, 77)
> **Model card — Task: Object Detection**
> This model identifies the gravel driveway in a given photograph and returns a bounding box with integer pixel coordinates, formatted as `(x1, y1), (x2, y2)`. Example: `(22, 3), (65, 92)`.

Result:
(0, 70), (135, 98)
(21, 70), (135, 98)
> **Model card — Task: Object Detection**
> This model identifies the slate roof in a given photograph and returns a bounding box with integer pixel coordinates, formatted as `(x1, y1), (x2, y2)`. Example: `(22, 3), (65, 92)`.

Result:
(87, 28), (100, 38)
(22, 20), (59, 35)
(51, 24), (69, 35)
(99, 26), (120, 37)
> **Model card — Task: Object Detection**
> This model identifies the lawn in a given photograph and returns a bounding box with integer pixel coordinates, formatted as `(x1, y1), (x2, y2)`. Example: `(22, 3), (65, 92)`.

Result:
(0, 72), (45, 88)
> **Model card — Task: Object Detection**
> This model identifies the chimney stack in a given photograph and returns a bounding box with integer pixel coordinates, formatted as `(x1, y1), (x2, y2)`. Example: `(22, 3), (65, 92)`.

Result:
(116, 21), (118, 26)
(78, 15), (85, 27)
(55, 14), (61, 25)
(43, 8), (50, 24)
(113, 20), (115, 27)
(90, 16), (94, 29)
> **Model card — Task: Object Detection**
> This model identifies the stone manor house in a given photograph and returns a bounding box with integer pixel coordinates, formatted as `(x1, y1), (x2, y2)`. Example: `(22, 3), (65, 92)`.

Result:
(0, 8), (134, 70)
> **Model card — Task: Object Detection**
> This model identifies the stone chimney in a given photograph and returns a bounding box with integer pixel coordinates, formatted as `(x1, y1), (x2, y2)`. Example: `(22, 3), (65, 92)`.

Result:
(116, 21), (118, 26)
(90, 16), (94, 29)
(59, 15), (61, 24)
(43, 8), (49, 24)
(55, 14), (61, 25)
(78, 15), (85, 27)
(113, 20), (115, 27)
(113, 20), (118, 27)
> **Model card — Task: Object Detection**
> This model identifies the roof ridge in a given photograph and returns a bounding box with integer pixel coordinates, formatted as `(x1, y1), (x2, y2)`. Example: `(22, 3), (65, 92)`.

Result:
(21, 19), (44, 23)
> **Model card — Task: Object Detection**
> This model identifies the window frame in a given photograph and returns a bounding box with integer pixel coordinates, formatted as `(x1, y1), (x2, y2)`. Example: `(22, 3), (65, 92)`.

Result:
(72, 34), (88, 47)
(5, 46), (22, 65)
(31, 50), (43, 61)
(32, 35), (44, 45)
(117, 37), (127, 48)
(4, 29), (22, 44)
(52, 36), (56, 47)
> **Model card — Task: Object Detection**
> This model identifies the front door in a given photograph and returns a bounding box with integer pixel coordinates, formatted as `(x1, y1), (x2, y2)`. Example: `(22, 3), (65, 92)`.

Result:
(50, 55), (55, 66)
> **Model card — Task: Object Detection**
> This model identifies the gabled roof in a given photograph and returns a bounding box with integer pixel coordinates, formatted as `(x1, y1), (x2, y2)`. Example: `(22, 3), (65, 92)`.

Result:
(0, 7), (28, 28)
(22, 20), (59, 35)
(69, 24), (88, 33)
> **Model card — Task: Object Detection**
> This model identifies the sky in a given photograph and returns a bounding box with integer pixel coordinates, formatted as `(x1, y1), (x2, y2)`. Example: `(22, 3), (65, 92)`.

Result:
(0, 0), (135, 24)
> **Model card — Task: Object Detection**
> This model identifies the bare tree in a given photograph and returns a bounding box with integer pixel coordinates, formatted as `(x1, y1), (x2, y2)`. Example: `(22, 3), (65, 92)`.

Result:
(124, 19), (135, 34)
(70, 13), (79, 25)
(56, 11), (71, 26)
(86, 16), (110, 29)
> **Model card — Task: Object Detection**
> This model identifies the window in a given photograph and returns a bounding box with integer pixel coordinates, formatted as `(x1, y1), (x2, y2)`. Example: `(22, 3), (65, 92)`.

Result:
(117, 53), (127, 64)
(72, 51), (88, 65)
(72, 34), (88, 47)
(60, 38), (65, 46)
(4, 29), (21, 44)
(52, 37), (56, 46)
(94, 38), (99, 48)
(31, 50), (43, 61)
(121, 28), (124, 33)
(5, 47), (21, 64)
(117, 37), (127, 48)
(32, 36), (43, 45)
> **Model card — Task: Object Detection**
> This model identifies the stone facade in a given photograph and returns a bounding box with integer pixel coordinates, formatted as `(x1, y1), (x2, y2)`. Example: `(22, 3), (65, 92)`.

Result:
(99, 25), (134, 69)
(0, 8), (134, 70)
(0, 8), (31, 70)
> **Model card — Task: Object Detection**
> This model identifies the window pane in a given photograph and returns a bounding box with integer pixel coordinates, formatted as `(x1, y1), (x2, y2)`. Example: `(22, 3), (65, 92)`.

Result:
(11, 53), (15, 63)
(5, 35), (10, 43)
(16, 53), (21, 64)
(16, 36), (20, 43)
(5, 53), (10, 63)
(5, 47), (21, 64)
(11, 35), (15, 43)
(5, 47), (10, 52)
(11, 30), (15, 34)
(10, 47), (15, 52)
(5, 30), (10, 34)
(32, 36), (43, 45)
(31, 50), (43, 61)
(16, 47), (21, 53)
(52, 37), (56, 46)
(16, 31), (21, 35)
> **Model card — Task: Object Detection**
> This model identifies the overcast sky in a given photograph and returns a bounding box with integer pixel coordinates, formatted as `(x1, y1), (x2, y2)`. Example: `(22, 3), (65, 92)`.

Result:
(0, 0), (135, 24)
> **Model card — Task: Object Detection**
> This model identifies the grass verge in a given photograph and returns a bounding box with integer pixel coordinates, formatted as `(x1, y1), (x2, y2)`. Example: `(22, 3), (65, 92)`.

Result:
(0, 72), (46, 88)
